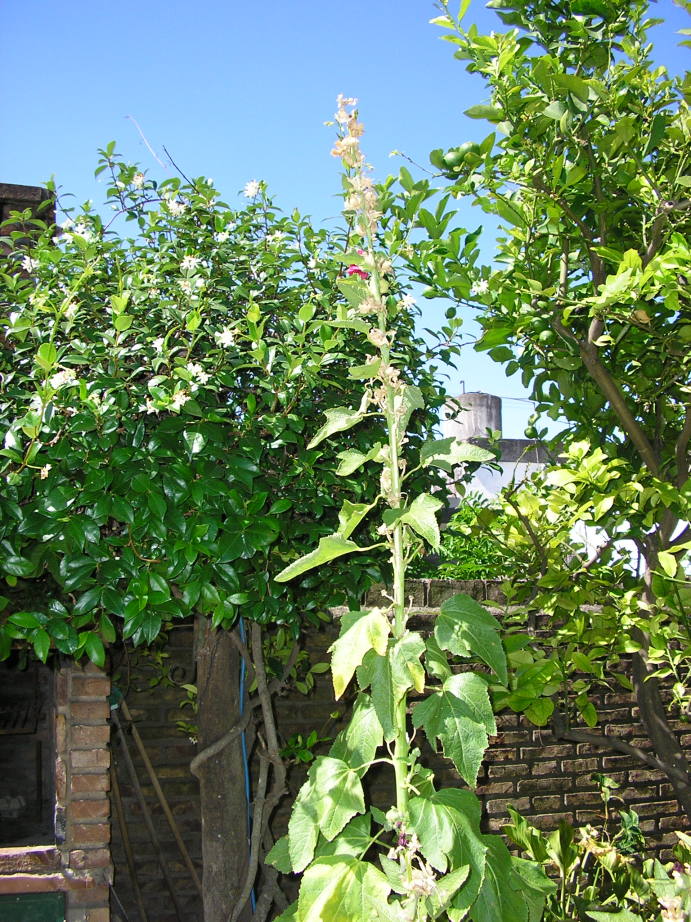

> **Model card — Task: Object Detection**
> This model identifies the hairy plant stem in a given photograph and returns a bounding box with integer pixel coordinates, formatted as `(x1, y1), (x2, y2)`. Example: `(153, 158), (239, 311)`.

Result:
(374, 262), (411, 819)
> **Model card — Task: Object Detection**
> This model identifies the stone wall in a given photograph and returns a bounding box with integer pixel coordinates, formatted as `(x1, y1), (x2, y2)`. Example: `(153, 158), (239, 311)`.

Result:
(0, 661), (112, 922)
(109, 582), (689, 922)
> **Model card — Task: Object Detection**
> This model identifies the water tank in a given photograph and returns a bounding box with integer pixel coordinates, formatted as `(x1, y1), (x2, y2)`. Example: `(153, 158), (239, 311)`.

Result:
(442, 392), (502, 441)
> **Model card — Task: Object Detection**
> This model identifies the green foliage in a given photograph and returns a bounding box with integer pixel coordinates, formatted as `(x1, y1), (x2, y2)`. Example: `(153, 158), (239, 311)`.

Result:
(410, 499), (514, 581)
(386, 0), (691, 813)
(0, 148), (444, 663)
(271, 96), (550, 922)
(504, 800), (691, 922)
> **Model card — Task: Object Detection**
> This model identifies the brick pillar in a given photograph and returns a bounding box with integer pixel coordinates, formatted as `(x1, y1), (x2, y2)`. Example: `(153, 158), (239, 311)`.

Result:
(0, 661), (112, 922)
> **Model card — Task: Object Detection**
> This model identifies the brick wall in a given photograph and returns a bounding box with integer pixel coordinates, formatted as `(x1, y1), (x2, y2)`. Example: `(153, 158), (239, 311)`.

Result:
(109, 628), (201, 922)
(0, 660), (112, 922)
(109, 582), (689, 921)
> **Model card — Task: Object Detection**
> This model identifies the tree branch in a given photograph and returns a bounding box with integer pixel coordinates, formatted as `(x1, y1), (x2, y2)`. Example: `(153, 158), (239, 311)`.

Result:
(551, 712), (689, 785)
(578, 341), (661, 476)
(190, 705), (254, 778)
(675, 403), (691, 488)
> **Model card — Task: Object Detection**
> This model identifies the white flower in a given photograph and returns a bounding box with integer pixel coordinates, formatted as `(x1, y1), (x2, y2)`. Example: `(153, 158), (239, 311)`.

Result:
(179, 278), (193, 295)
(63, 301), (78, 319)
(73, 223), (93, 241)
(214, 231), (230, 243)
(152, 336), (165, 353)
(169, 390), (190, 411)
(132, 172), (145, 188)
(21, 255), (39, 273)
(215, 327), (235, 347)
(39, 464), (52, 480)
(167, 199), (186, 217)
(180, 255), (201, 272)
(399, 294), (416, 309)
(49, 368), (77, 389)
(143, 398), (159, 415)
(470, 279), (490, 296)
(187, 362), (211, 385)
(267, 231), (284, 243)
(61, 217), (74, 231)
(243, 180), (261, 198)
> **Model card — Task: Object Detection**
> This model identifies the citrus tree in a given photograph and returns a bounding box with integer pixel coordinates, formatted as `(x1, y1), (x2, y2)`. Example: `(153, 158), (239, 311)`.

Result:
(384, 0), (691, 818)
(0, 150), (447, 920)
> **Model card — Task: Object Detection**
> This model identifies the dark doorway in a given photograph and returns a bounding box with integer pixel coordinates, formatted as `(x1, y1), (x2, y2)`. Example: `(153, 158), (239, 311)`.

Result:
(0, 655), (56, 846)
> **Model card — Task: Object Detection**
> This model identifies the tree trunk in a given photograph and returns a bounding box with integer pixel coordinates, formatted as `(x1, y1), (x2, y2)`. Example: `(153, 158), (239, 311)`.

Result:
(632, 649), (691, 820)
(195, 617), (251, 922)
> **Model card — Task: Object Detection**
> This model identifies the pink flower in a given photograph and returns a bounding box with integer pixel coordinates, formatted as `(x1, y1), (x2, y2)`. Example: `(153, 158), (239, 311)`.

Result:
(346, 265), (369, 279)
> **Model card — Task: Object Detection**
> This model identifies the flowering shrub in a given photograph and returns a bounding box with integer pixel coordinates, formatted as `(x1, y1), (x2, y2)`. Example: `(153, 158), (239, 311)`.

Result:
(0, 143), (443, 664)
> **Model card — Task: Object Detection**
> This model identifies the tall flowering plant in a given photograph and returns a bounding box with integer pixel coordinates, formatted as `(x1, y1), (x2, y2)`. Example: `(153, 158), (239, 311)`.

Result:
(268, 98), (551, 922)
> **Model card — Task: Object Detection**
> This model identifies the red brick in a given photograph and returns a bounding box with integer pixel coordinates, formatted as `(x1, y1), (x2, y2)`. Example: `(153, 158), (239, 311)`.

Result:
(560, 758), (599, 773)
(70, 676), (110, 698)
(517, 778), (565, 794)
(68, 885), (110, 906)
(532, 760), (559, 776)
(71, 725), (111, 748)
(488, 764), (529, 779)
(71, 749), (110, 771)
(576, 810), (603, 824)
(70, 848), (111, 870)
(70, 799), (110, 821)
(532, 795), (563, 812)
(529, 812), (574, 829)
(70, 700), (110, 722)
(69, 823), (111, 846)
(72, 773), (110, 794)
(628, 769), (663, 783)
(476, 781), (513, 796)
(659, 814), (686, 831)
(56, 668), (69, 706)
(486, 797), (530, 815)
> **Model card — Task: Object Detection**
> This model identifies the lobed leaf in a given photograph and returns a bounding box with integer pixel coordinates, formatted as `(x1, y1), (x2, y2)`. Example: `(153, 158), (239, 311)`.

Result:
(435, 594), (507, 684)
(330, 609), (390, 699)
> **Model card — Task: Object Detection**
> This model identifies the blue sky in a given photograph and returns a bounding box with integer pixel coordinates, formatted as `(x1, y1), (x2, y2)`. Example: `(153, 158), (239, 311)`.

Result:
(1, 0), (687, 436)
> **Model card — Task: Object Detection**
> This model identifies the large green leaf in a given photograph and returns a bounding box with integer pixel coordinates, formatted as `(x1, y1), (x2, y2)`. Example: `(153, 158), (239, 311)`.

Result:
(297, 856), (398, 922)
(275, 535), (364, 583)
(435, 594), (507, 684)
(357, 649), (396, 741)
(335, 443), (382, 477)
(420, 437), (495, 472)
(330, 609), (390, 699)
(389, 631), (426, 697)
(510, 857), (555, 922)
(288, 779), (320, 872)
(398, 385), (424, 434)
(337, 500), (376, 539)
(402, 493), (443, 549)
(409, 789), (487, 918)
(330, 693), (384, 776)
(307, 407), (364, 449)
(309, 756), (365, 840)
(265, 835), (292, 873)
(470, 837), (530, 922)
(412, 673), (496, 787)
(314, 813), (373, 860)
